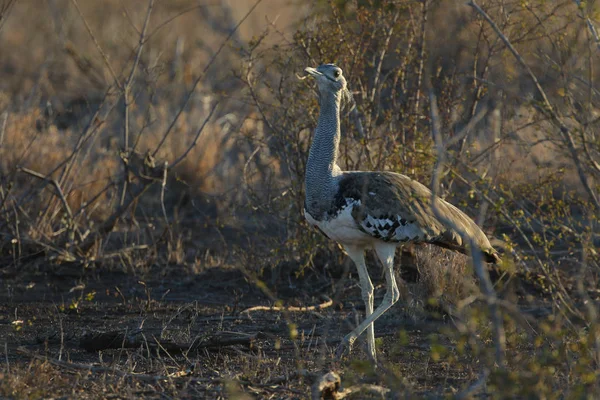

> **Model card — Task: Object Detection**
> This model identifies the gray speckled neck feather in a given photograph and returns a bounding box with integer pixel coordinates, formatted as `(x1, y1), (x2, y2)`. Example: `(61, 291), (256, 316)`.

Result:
(304, 90), (343, 219)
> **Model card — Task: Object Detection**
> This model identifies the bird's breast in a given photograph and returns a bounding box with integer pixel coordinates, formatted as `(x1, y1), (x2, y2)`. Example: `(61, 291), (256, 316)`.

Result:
(304, 199), (371, 245)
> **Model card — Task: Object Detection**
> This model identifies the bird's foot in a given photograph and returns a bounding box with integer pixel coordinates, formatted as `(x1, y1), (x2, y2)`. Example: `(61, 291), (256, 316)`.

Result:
(335, 335), (356, 359)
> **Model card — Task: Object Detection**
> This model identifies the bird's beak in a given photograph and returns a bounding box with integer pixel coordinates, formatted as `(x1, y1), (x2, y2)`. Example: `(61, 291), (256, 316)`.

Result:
(304, 67), (322, 78)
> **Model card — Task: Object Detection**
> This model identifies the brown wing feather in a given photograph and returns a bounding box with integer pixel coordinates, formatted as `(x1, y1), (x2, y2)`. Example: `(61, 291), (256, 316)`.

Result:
(337, 171), (500, 263)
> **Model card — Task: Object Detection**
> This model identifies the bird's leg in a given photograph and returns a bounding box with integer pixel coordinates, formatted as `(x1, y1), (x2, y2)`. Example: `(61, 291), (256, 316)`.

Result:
(339, 245), (375, 361)
(339, 243), (400, 360)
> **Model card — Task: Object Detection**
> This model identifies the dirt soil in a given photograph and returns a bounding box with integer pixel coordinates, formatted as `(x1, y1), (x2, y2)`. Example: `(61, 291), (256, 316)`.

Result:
(0, 262), (522, 399)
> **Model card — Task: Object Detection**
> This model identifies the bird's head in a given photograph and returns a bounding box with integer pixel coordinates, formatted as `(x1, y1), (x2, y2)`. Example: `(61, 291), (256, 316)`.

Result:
(304, 64), (347, 95)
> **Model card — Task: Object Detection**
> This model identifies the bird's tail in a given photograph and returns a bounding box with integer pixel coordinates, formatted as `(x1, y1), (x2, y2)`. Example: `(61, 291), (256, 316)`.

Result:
(430, 239), (500, 264)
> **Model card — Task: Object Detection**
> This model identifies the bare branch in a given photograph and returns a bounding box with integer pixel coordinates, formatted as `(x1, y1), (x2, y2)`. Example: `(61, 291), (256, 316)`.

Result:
(69, 0), (121, 88)
(468, 0), (600, 211)
(456, 370), (490, 400)
(0, 111), (7, 149)
(79, 180), (153, 254)
(119, 0), (154, 207)
(0, 0), (18, 33)
(169, 102), (219, 169)
(152, 0), (264, 157)
(145, 5), (204, 42)
(574, 0), (600, 51)
(411, 0), (428, 146)
(159, 160), (170, 238)
(17, 346), (211, 383)
(582, 132), (600, 174)
(241, 296), (332, 314)
(19, 167), (73, 224)
(123, 0), (154, 151)
(78, 329), (257, 353)
(429, 88), (506, 369)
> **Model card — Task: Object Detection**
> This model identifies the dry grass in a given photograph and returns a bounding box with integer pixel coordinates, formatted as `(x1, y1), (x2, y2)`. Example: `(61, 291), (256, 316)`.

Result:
(414, 246), (476, 305)
(0, 0), (304, 97)
(0, 361), (77, 399)
(0, 109), (118, 216)
(1, 0), (599, 397)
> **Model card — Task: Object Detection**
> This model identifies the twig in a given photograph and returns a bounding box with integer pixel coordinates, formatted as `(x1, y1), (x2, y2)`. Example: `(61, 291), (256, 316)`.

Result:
(581, 127), (600, 174)
(267, 369), (313, 385)
(341, 384), (390, 399)
(4, 342), (9, 374)
(58, 312), (65, 361)
(145, 5), (203, 42)
(241, 296), (333, 315)
(0, 181), (10, 219)
(456, 370), (489, 400)
(79, 329), (257, 353)
(94, 245), (149, 260)
(69, 0), (120, 88)
(10, 202), (20, 266)
(411, 0), (428, 146)
(16, 346), (211, 384)
(0, 0), (18, 33)
(81, 151), (165, 252)
(54, 87), (115, 191)
(468, 0), (600, 211)
(19, 167), (73, 223)
(152, 0), (263, 156)
(574, 0), (600, 51)
(119, 0), (154, 207)
(159, 160), (170, 238)
(0, 111), (7, 148)
(123, 0), (154, 151)
(445, 163), (584, 319)
(428, 89), (506, 368)
(370, 11), (400, 103)
(79, 181), (152, 254)
(73, 180), (116, 218)
(169, 102), (219, 169)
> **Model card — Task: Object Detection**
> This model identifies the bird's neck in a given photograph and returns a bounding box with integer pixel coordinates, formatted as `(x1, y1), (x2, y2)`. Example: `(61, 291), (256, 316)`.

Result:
(305, 90), (342, 217)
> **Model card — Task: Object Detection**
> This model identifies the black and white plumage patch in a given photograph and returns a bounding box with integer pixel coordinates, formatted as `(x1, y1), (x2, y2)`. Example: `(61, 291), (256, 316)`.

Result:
(305, 171), (500, 263)
(305, 198), (373, 246)
(331, 171), (498, 257)
(358, 213), (427, 243)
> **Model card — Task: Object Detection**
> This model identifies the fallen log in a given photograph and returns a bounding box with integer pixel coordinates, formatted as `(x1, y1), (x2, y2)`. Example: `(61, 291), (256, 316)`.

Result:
(79, 329), (258, 353)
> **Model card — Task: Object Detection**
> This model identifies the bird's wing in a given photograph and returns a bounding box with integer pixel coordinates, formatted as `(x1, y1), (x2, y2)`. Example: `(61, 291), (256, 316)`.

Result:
(336, 171), (499, 263)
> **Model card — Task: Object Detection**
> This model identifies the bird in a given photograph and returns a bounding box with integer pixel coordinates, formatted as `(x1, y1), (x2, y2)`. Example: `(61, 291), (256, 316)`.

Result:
(302, 63), (500, 362)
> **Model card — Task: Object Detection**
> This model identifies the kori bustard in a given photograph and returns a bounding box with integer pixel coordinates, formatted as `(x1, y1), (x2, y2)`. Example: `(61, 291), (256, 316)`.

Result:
(303, 64), (500, 361)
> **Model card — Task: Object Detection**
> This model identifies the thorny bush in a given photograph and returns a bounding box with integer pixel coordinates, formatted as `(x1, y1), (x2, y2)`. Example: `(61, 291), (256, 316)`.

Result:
(239, 0), (600, 395)
(0, 0), (599, 396)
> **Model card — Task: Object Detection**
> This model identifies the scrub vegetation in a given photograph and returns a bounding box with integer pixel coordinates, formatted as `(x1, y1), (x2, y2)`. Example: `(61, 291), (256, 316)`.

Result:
(0, 0), (599, 398)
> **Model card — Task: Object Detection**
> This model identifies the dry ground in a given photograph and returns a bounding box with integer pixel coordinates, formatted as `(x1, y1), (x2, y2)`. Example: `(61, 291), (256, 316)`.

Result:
(0, 248), (549, 399)
(1, 0), (599, 398)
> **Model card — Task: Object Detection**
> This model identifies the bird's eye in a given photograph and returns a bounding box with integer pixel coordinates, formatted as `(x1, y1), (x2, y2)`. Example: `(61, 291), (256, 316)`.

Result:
(334, 70), (341, 78)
